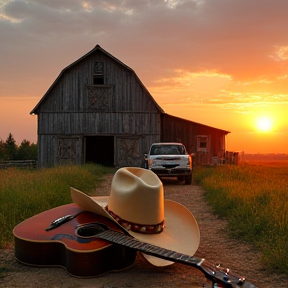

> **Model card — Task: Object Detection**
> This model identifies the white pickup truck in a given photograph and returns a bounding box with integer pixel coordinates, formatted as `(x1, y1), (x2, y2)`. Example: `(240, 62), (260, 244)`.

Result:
(144, 142), (193, 185)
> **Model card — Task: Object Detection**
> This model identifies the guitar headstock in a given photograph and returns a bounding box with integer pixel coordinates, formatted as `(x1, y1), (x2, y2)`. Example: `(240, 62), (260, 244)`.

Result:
(200, 260), (257, 288)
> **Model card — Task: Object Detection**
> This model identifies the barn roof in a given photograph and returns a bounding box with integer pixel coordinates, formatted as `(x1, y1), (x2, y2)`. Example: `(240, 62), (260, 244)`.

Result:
(163, 113), (231, 134)
(30, 44), (164, 114)
(30, 45), (230, 135)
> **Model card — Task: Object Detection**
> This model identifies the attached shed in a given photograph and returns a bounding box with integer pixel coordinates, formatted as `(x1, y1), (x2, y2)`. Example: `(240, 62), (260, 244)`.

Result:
(161, 114), (229, 165)
(31, 45), (230, 168)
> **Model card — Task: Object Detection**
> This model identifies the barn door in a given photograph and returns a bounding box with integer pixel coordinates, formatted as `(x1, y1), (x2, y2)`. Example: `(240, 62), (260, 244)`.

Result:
(116, 137), (142, 167)
(85, 136), (114, 166)
(57, 137), (83, 166)
(195, 135), (211, 165)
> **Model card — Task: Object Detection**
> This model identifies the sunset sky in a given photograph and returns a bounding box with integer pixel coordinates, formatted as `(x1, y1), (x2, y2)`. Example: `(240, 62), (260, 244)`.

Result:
(1, 0), (288, 154)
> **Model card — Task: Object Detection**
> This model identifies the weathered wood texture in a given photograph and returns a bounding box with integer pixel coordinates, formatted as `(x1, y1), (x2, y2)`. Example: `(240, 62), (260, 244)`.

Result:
(33, 46), (162, 168)
(37, 112), (160, 135)
(161, 114), (227, 165)
(36, 53), (159, 114)
(32, 45), (229, 168)
(0, 160), (37, 169)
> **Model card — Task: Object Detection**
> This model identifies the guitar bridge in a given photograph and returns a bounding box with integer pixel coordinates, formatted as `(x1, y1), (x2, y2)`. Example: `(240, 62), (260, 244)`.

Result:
(45, 214), (74, 231)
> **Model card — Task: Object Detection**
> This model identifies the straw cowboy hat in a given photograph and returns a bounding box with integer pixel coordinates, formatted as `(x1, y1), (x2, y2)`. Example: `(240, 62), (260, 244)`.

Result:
(70, 167), (200, 266)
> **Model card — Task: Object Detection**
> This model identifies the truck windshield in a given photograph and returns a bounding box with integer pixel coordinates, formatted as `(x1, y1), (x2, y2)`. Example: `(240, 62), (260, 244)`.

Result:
(150, 145), (185, 155)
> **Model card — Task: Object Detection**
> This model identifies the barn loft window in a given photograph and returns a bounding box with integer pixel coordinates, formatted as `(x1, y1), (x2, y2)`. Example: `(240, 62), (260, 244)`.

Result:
(86, 85), (113, 111)
(93, 61), (104, 84)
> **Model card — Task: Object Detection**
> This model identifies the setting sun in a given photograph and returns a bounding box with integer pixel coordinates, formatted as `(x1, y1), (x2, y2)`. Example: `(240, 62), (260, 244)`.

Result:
(256, 117), (273, 132)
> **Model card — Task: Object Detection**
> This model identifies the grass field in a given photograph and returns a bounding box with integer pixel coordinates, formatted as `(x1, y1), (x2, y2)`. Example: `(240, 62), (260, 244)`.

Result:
(0, 164), (115, 249)
(193, 161), (288, 274)
(1, 162), (288, 275)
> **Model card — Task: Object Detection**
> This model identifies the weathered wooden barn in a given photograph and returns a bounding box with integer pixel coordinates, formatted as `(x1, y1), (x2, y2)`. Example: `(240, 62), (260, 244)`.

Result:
(31, 45), (230, 168)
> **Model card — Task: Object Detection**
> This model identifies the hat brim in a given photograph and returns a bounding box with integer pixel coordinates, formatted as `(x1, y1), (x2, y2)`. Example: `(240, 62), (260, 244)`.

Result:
(70, 187), (200, 267)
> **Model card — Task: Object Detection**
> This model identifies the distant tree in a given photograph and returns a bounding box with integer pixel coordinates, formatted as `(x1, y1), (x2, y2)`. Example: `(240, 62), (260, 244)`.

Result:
(0, 133), (38, 162)
(30, 143), (38, 161)
(0, 138), (6, 160)
(5, 133), (18, 160)
(17, 140), (38, 160)
(17, 140), (30, 160)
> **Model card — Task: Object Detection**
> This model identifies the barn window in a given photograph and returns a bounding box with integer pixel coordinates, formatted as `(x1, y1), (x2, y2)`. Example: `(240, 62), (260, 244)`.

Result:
(199, 139), (207, 148)
(86, 85), (113, 111)
(196, 135), (208, 152)
(93, 62), (104, 84)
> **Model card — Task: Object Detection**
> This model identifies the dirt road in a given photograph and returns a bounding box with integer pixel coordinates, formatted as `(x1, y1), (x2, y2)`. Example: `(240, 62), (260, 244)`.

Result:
(1, 175), (287, 288)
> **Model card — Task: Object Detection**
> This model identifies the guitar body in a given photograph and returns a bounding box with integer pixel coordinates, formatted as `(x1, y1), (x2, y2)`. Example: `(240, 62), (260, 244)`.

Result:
(13, 204), (136, 277)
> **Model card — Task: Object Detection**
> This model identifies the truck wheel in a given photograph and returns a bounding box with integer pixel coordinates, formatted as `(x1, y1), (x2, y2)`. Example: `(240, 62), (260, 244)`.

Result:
(184, 175), (192, 185)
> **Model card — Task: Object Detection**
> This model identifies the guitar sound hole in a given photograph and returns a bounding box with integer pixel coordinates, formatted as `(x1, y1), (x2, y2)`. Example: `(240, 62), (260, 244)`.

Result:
(76, 223), (107, 238)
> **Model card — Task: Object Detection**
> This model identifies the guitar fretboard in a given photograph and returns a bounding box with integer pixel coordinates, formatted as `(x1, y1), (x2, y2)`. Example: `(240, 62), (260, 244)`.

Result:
(97, 230), (255, 288)
(97, 229), (204, 267)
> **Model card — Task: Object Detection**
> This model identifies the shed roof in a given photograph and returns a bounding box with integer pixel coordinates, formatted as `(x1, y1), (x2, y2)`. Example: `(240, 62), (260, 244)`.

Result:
(163, 113), (230, 134)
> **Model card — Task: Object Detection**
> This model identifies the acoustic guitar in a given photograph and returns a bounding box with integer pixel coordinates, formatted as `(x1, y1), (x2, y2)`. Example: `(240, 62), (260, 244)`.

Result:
(13, 204), (256, 287)
(13, 203), (137, 277)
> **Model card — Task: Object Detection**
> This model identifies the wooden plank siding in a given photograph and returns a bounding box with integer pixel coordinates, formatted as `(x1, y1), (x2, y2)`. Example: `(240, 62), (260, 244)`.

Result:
(32, 45), (163, 168)
(36, 59), (159, 113)
(31, 45), (229, 168)
(161, 114), (228, 165)
(37, 112), (160, 135)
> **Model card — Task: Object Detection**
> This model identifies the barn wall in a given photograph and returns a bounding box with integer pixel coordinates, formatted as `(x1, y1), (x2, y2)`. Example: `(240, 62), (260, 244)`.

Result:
(161, 114), (227, 165)
(37, 112), (160, 135)
(34, 46), (229, 168)
(35, 49), (162, 168)
(37, 133), (160, 168)
(37, 112), (160, 167)
(37, 53), (158, 114)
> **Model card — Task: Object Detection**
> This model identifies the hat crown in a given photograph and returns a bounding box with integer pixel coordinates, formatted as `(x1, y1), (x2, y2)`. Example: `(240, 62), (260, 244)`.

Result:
(108, 167), (164, 225)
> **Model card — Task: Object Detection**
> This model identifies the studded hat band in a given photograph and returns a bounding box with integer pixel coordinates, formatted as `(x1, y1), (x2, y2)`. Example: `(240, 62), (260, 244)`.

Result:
(105, 206), (164, 234)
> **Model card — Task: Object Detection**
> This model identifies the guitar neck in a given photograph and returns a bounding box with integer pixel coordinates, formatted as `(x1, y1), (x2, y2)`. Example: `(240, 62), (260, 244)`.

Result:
(98, 229), (202, 265)
(97, 230), (226, 286)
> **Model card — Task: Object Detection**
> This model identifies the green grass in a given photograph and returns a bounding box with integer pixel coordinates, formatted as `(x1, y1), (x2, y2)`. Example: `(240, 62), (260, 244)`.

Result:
(193, 162), (288, 274)
(2, 162), (288, 275)
(0, 164), (115, 248)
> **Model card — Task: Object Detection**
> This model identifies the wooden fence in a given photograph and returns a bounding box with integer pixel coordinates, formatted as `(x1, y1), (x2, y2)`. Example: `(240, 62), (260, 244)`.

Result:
(194, 151), (240, 166)
(0, 160), (37, 169)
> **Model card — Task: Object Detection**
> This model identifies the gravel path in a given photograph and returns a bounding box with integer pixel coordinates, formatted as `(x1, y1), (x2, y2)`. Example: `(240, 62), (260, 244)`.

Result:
(1, 175), (288, 288)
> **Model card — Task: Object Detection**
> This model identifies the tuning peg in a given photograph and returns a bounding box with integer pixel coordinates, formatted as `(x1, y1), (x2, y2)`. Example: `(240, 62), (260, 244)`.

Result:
(223, 275), (229, 281)
(238, 276), (246, 284)
(215, 263), (221, 268)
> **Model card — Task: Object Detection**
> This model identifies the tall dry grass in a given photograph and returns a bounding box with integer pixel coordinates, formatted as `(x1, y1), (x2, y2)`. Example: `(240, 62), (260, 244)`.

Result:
(0, 164), (115, 248)
(194, 162), (288, 274)
(2, 163), (288, 275)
